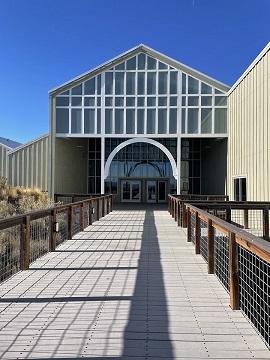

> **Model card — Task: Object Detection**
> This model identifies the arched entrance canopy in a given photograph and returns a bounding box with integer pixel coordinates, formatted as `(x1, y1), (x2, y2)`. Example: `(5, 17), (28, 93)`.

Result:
(104, 138), (178, 180)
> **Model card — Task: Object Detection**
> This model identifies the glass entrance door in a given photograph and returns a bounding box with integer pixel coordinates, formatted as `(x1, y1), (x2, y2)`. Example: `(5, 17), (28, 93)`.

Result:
(158, 180), (167, 202)
(146, 180), (157, 203)
(121, 180), (141, 202)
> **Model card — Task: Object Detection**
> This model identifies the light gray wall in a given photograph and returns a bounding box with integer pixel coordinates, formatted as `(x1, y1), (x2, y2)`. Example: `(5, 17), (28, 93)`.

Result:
(54, 138), (88, 194)
(8, 135), (49, 191)
(0, 144), (10, 179)
(201, 138), (227, 195)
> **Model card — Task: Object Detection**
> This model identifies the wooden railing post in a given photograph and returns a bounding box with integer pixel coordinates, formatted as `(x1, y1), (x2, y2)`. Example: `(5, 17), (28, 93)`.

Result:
(67, 206), (72, 239)
(20, 215), (30, 270)
(263, 208), (269, 241)
(49, 209), (56, 252)
(96, 199), (100, 221)
(168, 196), (170, 213)
(182, 204), (187, 228)
(80, 203), (84, 231)
(225, 206), (231, 223)
(195, 211), (201, 254)
(243, 209), (248, 229)
(175, 200), (178, 222)
(102, 197), (105, 217)
(187, 208), (191, 242)
(177, 201), (181, 227)
(207, 219), (214, 274)
(229, 231), (240, 310)
(89, 200), (93, 225)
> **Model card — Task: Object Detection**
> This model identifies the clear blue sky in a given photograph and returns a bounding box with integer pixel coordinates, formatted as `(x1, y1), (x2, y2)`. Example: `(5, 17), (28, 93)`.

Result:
(0, 0), (269, 143)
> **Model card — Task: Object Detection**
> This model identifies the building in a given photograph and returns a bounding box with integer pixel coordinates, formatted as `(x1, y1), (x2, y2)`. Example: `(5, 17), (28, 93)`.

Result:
(0, 138), (21, 179)
(2, 43), (270, 202)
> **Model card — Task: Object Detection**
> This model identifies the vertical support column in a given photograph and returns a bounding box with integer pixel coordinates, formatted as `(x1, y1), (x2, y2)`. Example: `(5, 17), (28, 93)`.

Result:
(20, 215), (30, 270)
(263, 208), (269, 241)
(176, 137), (181, 195)
(195, 211), (201, 254)
(101, 137), (105, 195)
(49, 209), (56, 252)
(187, 208), (191, 242)
(67, 205), (73, 239)
(207, 219), (214, 274)
(243, 209), (248, 229)
(100, 72), (105, 195)
(229, 231), (240, 310)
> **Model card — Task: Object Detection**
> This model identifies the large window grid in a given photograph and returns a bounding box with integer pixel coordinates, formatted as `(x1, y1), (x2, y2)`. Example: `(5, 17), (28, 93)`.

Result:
(55, 53), (227, 136)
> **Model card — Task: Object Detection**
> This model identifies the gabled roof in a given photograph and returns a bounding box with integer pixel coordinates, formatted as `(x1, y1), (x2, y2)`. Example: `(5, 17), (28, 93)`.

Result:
(8, 134), (48, 155)
(0, 137), (21, 150)
(49, 44), (230, 96)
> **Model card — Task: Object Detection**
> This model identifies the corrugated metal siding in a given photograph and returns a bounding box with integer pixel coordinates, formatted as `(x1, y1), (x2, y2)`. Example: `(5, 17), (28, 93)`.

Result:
(0, 144), (10, 179)
(8, 135), (49, 191)
(227, 49), (270, 201)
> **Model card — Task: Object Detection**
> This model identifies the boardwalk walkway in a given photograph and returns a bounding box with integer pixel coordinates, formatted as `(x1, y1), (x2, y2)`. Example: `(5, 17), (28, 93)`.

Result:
(0, 206), (269, 359)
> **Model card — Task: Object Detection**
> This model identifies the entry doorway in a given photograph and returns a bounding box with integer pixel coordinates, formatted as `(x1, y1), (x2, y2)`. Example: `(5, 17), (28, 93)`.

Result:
(146, 180), (167, 203)
(121, 180), (141, 202)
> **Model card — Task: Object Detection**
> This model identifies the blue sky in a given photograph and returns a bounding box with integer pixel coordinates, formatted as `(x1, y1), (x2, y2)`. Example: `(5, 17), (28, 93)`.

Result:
(0, 0), (269, 143)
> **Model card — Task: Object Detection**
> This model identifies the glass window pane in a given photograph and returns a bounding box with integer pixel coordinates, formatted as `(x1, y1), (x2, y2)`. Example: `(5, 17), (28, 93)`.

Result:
(147, 97), (156, 106)
(215, 88), (224, 94)
(188, 96), (199, 106)
(84, 97), (95, 106)
(137, 72), (145, 95)
(182, 97), (186, 106)
(126, 56), (136, 70)
(214, 108), (227, 133)
(115, 97), (124, 107)
(105, 72), (113, 94)
(188, 108), (198, 133)
(97, 75), (101, 94)
(201, 82), (212, 94)
(115, 62), (125, 70)
(138, 53), (146, 69)
(115, 72), (124, 94)
(159, 61), (168, 69)
(137, 109), (144, 134)
(84, 109), (95, 133)
(97, 109), (101, 133)
(201, 108), (212, 134)
(137, 97), (145, 106)
(115, 109), (124, 134)
(126, 72), (135, 95)
(56, 109), (69, 133)
(201, 96), (212, 106)
(105, 109), (113, 134)
(126, 97), (135, 107)
(170, 72), (177, 94)
(169, 108), (177, 134)
(158, 97), (167, 106)
(147, 109), (156, 133)
(158, 72), (168, 94)
(56, 97), (69, 106)
(84, 78), (95, 95)
(71, 97), (82, 106)
(181, 109), (186, 133)
(126, 109), (135, 134)
(105, 97), (113, 106)
(71, 109), (82, 133)
(60, 90), (69, 95)
(147, 72), (156, 94)
(71, 84), (82, 95)
(182, 73), (186, 94)
(147, 56), (156, 69)
(97, 97), (101, 106)
(158, 109), (167, 134)
(188, 76), (199, 94)
(215, 96), (227, 106)
(170, 96), (177, 106)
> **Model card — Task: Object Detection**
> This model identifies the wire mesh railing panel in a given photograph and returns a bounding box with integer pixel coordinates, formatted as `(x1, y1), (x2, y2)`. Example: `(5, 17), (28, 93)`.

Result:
(72, 207), (80, 236)
(238, 246), (270, 347)
(200, 219), (208, 262)
(190, 212), (196, 244)
(92, 200), (98, 222)
(0, 225), (21, 282)
(206, 208), (227, 221)
(231, 209), (264, 238)
(30, 217), (50, 264)
(214, 229), (229, 292)
(56, 211), (68, 246)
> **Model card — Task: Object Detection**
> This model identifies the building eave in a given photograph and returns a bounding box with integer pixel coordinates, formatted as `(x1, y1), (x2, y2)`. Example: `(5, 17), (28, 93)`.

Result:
(8, 134), (49, 155)
(49, 44), (230, 97)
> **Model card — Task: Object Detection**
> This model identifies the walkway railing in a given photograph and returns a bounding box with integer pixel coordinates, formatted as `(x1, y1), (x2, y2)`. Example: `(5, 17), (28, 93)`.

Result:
(168, 194), (229, 227)
(184, 203), (270, 348)
(0, 194), (113, 283)
(54, 193), (101, 204)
